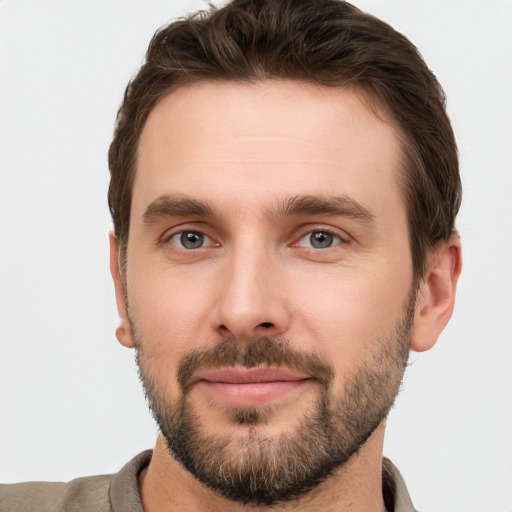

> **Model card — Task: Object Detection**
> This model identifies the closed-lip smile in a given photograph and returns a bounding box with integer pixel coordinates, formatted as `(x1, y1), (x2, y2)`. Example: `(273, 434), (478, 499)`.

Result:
(191, 367), (313, 406)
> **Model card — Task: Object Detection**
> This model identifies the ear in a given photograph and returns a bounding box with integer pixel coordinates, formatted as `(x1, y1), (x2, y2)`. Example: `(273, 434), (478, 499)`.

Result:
(410, 235), (462, 352)
(109, 232), (134, 348)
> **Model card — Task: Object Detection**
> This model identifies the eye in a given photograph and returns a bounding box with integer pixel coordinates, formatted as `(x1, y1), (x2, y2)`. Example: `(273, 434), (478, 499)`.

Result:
(297, 230), (343, 249)
(168, 230), (214, 250)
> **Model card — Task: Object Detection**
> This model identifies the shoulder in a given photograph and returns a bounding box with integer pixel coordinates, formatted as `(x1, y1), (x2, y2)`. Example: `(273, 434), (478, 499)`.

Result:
(1, 481), (67, 511)
(0, 451), (152, 512)
(0, 474), (112, 511)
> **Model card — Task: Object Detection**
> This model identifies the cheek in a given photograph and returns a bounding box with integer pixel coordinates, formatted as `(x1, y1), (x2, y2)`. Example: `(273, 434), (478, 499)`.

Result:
(127, 269), (213, 362)
(128, 277), (210, 404)
(290, 261), (411, 365)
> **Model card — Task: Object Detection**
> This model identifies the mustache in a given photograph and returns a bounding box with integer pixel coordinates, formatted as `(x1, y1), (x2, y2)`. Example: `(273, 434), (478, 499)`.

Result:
(177, 337), (333, 393)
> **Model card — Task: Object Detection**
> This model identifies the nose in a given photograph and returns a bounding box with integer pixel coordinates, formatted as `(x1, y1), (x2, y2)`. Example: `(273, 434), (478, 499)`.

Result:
(210, 245), (291, 340)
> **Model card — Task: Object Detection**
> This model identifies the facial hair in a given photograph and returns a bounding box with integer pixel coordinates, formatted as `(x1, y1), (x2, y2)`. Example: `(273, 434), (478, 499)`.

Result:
(132, 298), (413, 506)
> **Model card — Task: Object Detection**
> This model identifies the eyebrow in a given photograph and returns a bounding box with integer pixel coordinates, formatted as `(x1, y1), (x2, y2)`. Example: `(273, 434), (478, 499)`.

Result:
(268, 195), (375, 223)
(142, 194), (216, 225)
(142, 193), (375, 226)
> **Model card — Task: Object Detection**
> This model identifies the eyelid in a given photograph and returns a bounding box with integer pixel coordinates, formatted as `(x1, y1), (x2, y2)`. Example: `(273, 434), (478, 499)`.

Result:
(160, 224), (220, 248)
(291, 225), (351, 247)
(170, 231), (215, 249)
(297, 231), (341, 249)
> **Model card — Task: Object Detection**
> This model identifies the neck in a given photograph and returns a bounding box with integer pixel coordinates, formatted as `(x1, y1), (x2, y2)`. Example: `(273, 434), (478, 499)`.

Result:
(140, 425), (388, 512)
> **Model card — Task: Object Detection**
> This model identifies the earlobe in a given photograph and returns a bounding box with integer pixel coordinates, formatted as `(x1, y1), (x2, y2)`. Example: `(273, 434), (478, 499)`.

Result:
(410, 236), (462, 352)
(109, 232), (134, 349)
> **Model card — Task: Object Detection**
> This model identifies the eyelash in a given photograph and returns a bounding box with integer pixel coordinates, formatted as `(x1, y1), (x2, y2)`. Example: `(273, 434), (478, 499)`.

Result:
(294, 229), (347, 249)
(165, 230), (217, 250)
(163, 226), (349, 252)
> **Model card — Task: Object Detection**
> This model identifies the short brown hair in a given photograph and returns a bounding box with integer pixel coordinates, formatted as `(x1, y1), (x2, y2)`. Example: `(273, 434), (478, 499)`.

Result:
(108, 0), (461, 280)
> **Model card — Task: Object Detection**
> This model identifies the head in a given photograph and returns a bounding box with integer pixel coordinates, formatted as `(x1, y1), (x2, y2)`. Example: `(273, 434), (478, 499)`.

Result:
(108, 0), (461, 283)
(108, 0), (462, 506)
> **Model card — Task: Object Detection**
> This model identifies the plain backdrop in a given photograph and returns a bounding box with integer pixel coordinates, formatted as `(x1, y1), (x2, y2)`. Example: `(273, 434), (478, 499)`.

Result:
(1, 1), (511, 510)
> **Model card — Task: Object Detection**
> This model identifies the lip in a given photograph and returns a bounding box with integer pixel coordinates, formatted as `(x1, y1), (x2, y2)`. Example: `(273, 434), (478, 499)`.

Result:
(194, 367), (311, 384)
(192, 367), (312, 406)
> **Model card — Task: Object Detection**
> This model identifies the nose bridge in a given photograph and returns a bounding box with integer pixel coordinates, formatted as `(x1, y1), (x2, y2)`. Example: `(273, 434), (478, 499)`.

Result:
(212, 235), (289, 339)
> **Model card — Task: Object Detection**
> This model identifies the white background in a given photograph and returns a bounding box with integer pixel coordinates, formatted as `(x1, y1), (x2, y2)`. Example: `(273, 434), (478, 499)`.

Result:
(1, 1), (511, 510)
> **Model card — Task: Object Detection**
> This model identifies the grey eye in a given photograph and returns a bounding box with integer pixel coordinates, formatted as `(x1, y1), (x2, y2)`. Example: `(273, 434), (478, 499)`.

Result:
(169, 231), (207, 249)
(298, 231), (340, 249)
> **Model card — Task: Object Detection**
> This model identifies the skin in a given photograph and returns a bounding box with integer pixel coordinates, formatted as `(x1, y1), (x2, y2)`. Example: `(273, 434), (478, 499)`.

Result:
(110, 81), (462, 511)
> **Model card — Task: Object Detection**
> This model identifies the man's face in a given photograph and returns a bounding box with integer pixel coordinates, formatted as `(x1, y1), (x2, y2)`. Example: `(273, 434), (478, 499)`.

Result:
(122, 81), (415, 504)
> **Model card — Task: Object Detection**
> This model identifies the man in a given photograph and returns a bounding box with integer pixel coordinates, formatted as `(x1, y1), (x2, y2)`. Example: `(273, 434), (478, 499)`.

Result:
(1, 0), (462, 510)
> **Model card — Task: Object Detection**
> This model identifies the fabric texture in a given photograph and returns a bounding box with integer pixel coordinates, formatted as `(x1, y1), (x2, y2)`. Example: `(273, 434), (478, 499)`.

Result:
(0, 451), (417, 511)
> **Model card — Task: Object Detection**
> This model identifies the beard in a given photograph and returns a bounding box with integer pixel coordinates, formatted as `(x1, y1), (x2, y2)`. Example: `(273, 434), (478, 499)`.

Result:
(132, 298), (413, 506)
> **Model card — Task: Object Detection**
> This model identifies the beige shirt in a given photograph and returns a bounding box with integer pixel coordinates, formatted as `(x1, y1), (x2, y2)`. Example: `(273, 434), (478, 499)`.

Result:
(0, 451), (418, 511)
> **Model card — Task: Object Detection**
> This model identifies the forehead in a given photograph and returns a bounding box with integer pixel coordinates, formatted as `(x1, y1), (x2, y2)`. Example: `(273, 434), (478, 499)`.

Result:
(134, 80), (404, 223)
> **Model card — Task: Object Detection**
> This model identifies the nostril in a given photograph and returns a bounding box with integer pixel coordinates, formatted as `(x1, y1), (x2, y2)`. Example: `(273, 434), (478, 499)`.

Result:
(258, 322), (274, 329)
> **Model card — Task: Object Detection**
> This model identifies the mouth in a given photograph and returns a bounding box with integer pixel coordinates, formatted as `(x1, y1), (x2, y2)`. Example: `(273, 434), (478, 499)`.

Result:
(192, 367), (313, 407)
